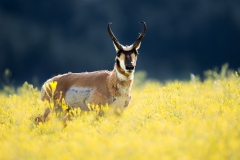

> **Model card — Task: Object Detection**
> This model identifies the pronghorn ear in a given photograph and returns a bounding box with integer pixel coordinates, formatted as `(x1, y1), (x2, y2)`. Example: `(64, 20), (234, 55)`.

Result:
(113, 42), (120, 52)
(132, 22), (146, 50)
(135, 42), (141, 50)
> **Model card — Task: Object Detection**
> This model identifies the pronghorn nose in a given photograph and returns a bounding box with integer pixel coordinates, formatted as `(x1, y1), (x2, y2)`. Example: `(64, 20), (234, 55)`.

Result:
(126, 65), (134, 70)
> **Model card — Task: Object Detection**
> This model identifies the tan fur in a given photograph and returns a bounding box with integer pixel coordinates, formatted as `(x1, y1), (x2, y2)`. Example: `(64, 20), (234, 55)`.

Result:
(36, 63), (133, 124)
(119, 54), (125, 61)
(41, 64), (133, 103)
(35, 22), (146, 124)
(41, 70), (112, 103)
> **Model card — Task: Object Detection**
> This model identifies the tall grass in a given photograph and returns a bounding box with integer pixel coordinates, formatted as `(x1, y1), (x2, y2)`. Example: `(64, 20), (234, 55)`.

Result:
(0, 65), (240, 160)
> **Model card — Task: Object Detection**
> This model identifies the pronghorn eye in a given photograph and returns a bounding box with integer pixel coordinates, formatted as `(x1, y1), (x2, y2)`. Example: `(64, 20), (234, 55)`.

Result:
(117, 52), (121, 57)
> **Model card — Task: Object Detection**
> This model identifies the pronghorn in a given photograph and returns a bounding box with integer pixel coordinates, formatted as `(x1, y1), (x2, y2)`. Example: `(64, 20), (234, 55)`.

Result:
(36, 22), (146, 123)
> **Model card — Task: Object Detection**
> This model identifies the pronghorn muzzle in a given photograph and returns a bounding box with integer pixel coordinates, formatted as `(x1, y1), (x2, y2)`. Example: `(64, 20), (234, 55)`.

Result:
(125, 54), (135, 72)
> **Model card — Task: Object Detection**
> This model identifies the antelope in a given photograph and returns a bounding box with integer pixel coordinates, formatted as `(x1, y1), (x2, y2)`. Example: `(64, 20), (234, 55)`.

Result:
(35, 22), (146, 123)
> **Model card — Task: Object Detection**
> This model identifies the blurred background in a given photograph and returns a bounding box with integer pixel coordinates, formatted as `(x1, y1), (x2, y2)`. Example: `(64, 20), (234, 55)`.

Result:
(0, 0), (240, 88)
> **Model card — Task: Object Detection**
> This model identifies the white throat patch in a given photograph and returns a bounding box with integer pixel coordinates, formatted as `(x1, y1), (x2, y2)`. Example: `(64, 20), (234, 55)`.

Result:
(117, 70), (134, 81)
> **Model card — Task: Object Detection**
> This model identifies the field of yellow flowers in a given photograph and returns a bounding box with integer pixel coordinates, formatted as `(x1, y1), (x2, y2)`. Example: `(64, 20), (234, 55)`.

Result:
(0, 65), (240, 160)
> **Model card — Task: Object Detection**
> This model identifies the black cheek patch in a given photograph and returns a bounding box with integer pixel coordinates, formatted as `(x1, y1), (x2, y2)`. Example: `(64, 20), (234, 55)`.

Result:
(116, 58), (121, 67)
(116, 50), (123, 57)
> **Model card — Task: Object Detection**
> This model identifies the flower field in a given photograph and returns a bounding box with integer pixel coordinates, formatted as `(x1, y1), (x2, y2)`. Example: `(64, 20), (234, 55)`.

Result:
(0, 66), (240, 160)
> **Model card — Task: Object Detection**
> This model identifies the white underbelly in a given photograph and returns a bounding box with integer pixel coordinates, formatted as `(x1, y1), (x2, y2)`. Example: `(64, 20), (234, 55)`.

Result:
(65, 87), (131, 111)
(65, 87), (93, 111)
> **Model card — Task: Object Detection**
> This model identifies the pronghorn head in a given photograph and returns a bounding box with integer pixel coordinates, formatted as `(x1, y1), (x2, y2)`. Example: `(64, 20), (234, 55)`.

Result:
(108, 22), (146, 75)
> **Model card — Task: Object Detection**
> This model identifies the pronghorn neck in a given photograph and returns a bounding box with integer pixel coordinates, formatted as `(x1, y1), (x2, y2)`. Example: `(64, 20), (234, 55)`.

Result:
(108, 63), (134, 97)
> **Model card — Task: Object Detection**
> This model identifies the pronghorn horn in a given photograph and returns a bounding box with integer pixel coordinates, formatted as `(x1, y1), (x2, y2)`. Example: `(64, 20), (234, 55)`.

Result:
(108, 22), (123, 50)
(133, 22), (147, 49)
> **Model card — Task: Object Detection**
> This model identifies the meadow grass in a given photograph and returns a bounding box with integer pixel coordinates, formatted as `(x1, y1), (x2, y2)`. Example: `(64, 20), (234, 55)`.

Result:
(0, 66), (240, 160)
